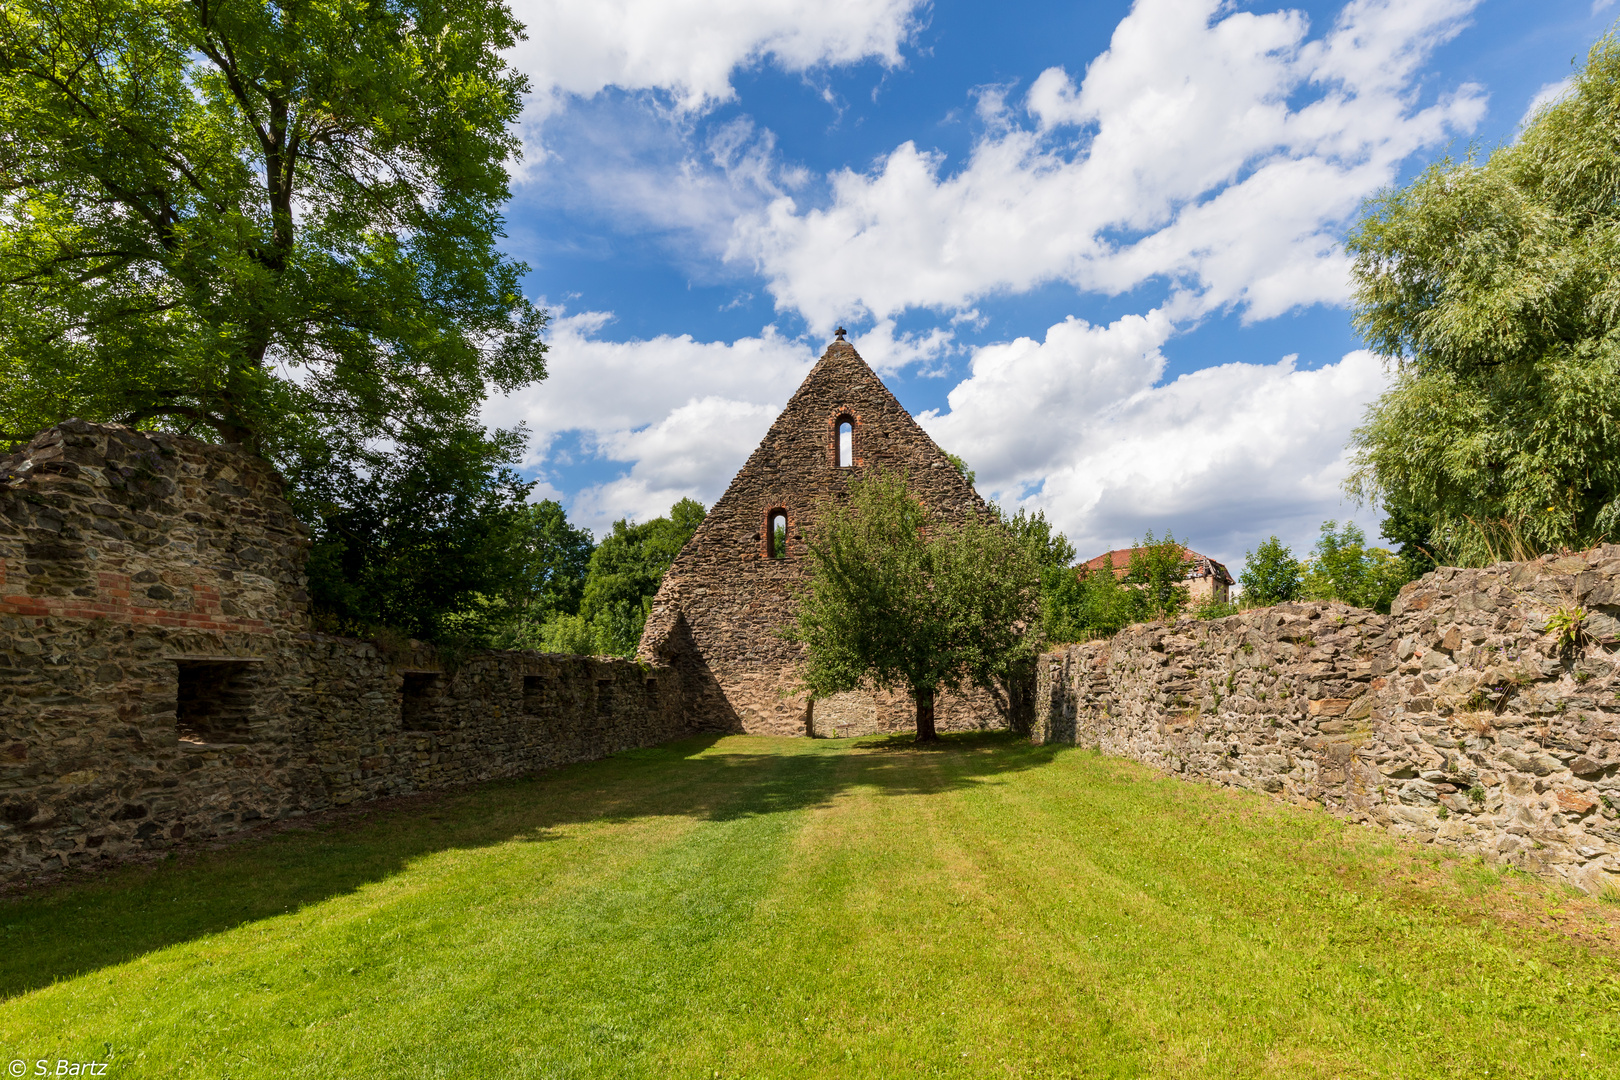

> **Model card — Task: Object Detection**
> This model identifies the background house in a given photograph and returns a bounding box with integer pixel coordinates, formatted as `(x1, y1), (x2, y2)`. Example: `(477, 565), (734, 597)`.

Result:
(1082, 547), (1235, 605)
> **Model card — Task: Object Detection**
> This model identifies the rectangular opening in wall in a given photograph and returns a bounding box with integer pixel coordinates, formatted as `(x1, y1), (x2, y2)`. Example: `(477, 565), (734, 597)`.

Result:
(401, 671), (442, 728)
(175, 660), (259, 743)
(523, 674), (548, 714)
(596, 678), (613, 714)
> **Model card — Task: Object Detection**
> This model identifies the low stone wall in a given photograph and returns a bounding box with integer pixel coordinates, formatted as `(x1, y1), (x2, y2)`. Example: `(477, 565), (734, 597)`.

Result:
(1034, 552), (1620, 895)
(0, 420), (705, 887)
(0, 632), (694, 886)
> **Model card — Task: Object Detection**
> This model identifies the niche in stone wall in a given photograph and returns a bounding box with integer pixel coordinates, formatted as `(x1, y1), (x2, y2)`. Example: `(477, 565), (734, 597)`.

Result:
(523, 674), (549, 714)
(596, 678), (613, 714)
(175, 659), (261, 743)
(401, 672), (442, 728)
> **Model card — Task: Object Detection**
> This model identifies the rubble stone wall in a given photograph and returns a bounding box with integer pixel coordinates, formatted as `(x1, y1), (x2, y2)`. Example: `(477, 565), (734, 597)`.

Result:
(0, 423), (696, 886)
(1034, 553), (1620, 895)
(639, 339), (1009, 737)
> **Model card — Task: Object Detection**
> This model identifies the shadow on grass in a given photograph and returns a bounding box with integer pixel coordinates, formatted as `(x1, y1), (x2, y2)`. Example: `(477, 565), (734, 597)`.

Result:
(0, 730), (1058, 999)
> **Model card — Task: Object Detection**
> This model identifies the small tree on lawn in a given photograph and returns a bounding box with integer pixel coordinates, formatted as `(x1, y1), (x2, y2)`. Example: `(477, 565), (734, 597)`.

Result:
(789, 470), (1040, 742)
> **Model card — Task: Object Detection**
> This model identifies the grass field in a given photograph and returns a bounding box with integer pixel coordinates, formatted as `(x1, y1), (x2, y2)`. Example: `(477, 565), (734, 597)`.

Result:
(0, 733), (1616, 1079)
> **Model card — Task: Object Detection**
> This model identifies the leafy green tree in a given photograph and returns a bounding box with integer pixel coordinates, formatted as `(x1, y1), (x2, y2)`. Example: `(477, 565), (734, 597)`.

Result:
(1344, 32), (1620, 563)
(480, 500), (595, 647)
(1000, 506), (1077, 569)
(1239, 535), (1303, 607)
(518, 498), (705, 658)
(0, 0), (544, 460)
(1046, 561), (1138, 641)
(1300, 521), (1410, 614)
(1379, 497), (1438, 581)
(299, 426), (533, 641)
(1124, 530), (1193, 621)
(791, 470), (1040, 741)
(505, 502), (595, 615)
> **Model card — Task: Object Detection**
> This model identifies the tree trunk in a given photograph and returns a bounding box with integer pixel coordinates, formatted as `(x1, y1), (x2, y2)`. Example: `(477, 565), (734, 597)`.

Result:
(914, 686), (938, 742)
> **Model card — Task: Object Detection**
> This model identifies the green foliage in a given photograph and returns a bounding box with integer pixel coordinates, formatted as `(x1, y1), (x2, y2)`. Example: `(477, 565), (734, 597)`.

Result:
(1124, 530), (1193, 621)
(1345, 33), (1620, 564)
(1239, 535), (1302, 607)
(1545, 606), (1587, 651)
(1038, 528), (1201, 641)
(1299, 521), (1411, 614)
(0, 0), (544, 462)
(299, 426), (533, 642)
(1378, 495), (1439, 580)
(999, 506), (1078, 570)
(506, 501), (596, 618)
(504, 498), (704, 658)
(1193, 598), (1240, 620)
(791, 470), (1040, 738)
(1044, 560), (1139, 642)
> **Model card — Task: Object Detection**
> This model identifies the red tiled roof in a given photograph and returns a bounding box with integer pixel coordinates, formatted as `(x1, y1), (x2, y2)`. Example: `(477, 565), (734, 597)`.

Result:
(1080, 546), (1234, 585)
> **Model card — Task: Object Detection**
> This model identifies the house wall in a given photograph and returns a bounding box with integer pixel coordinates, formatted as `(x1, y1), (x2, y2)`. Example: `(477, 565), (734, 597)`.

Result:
(1033, 555), (1620, 895)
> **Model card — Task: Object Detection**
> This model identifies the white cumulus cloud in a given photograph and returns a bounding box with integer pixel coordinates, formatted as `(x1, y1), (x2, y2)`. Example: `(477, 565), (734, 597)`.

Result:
(484, 311), (819, 531)
(506, 0), (924, 122)
(918, 314), (1391, 567)
(731, 0), (1485, 332)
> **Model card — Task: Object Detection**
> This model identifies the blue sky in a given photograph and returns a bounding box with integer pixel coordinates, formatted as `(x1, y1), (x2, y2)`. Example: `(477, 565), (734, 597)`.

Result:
(484, 0), (1610, 569)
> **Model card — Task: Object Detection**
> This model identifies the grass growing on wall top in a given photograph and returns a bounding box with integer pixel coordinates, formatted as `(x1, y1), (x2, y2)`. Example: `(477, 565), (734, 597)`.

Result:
(0, 733), (1615, 1078)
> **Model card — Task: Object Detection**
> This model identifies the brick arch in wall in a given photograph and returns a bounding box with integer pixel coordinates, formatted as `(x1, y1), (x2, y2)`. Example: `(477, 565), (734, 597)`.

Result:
(762, 505), (791, 559)
(828, 408), (862, 469)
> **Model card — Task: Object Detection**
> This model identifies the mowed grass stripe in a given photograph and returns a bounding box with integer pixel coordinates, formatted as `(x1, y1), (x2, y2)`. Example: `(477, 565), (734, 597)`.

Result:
(974, 746), (1611, 1077)
(0, 733), (1615, 1079)
(0, 738), (820, 1077)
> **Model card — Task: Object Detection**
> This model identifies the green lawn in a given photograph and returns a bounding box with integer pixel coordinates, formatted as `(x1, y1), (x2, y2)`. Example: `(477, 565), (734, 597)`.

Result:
(0, 733), (1616, 1079)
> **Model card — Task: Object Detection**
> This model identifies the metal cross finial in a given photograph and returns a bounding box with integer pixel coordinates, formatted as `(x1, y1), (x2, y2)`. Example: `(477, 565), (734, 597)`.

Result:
(835, 326), (847, 341)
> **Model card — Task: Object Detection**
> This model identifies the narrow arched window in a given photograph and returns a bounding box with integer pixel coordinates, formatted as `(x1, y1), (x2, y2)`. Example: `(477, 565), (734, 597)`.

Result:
(837, 419), (853, 467)
(767, 510), (788, 559)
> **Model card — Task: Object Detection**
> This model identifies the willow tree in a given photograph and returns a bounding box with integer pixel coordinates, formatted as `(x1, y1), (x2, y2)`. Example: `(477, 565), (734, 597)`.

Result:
(789, 470), (1040, 742)
(1345, 32), (1620, 563)
(0, 0), (545, 459)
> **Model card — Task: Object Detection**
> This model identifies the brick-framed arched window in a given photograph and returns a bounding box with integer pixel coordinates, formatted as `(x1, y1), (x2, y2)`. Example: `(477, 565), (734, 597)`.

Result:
(765, 507), (789, 559)
(830, 410), (859, 468)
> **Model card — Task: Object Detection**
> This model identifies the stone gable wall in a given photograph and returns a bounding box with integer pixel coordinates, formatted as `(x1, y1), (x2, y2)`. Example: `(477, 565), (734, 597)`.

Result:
(0, 423), (698, 887)
(0, 419), (310, 633)
(1033, 552), (1620, 895)
(639, 340), (1008, 737)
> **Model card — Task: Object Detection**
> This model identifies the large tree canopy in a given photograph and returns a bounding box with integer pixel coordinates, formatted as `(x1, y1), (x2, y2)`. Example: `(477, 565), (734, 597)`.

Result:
(0, 0), (544, 456)
(1346, 33), (1620, 563)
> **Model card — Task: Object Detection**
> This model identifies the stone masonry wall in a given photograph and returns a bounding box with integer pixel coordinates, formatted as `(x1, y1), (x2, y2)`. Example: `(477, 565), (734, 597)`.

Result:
(0, 423), (697, 887)
(640, 338), (1008, 737)
(1034, 552), (1620, 895)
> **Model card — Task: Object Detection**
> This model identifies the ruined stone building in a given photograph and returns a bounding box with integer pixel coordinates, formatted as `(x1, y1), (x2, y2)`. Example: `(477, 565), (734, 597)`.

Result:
(1082, 546), (1235, 604)
(0, 421), (698, 886)
(638, 334), (1008, 738)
